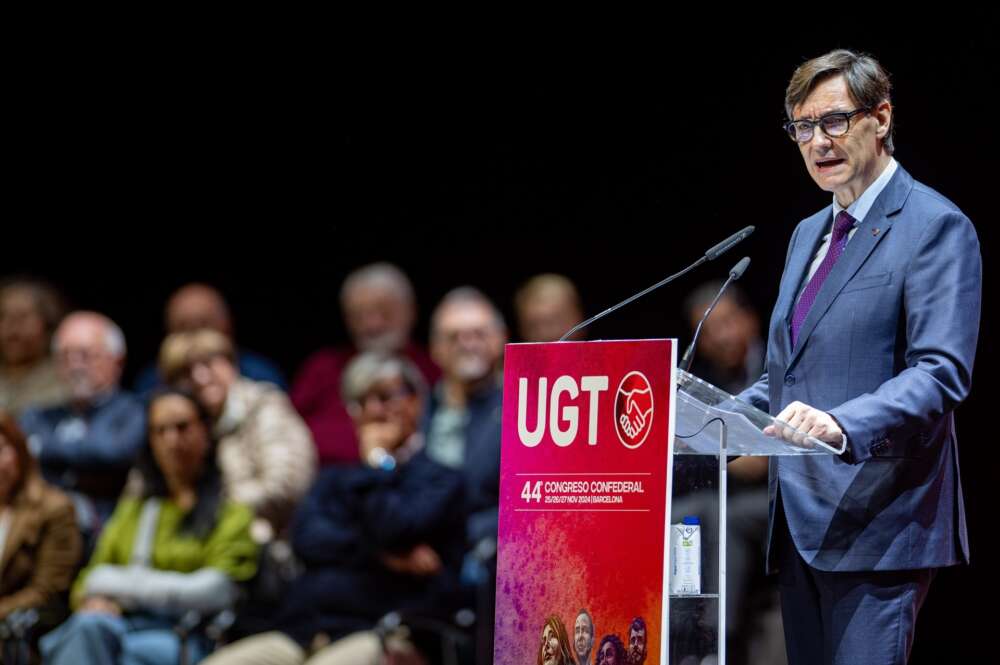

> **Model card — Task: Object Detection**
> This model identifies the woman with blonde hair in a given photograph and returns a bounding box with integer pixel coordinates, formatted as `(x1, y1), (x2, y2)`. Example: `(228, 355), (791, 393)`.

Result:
(156, 329), (315, 539)
(538, 615), (574, 665)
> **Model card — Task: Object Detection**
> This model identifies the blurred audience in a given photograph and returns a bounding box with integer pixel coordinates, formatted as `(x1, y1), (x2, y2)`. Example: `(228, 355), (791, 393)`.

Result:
(0, 411), (82, 625)
(424, 286), (507, 664)
(425, 287), (505, 550)
(154, 329), (315, 541)
(203, 352), (464, 665)
(292, 263), (439, 465)
(682, 281), (762, 394)
(134, 283), (287, 394)
(40, 388), (258, 665)
(0, 266), (797, 664)
(20, 311), (145, 545)
(0, 278), (67, 418)
(514, 273), (585, 343)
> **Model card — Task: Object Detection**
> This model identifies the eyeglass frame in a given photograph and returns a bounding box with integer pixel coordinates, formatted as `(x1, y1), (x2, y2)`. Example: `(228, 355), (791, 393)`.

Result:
(783, 107), (872, 143)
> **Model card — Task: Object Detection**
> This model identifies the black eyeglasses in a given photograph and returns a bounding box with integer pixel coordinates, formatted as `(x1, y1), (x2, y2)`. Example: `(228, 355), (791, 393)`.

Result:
(784, 107), (871, 143)
(355, 385), (414, 409)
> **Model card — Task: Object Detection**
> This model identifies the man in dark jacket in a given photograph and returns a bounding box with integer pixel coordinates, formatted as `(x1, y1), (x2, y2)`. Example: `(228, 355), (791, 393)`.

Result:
(202, 351), (464, 665)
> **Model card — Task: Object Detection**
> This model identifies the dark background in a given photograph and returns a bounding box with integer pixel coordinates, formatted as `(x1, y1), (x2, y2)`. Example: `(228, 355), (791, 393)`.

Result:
(8, 20), (996, 662)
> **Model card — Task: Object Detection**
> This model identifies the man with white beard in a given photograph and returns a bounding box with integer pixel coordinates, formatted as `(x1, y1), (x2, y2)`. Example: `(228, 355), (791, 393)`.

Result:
(20, 311), (145, 545)
(292, 262), (440, 465)
(423, 287), (507, 661)
(424, 287), (506, 539)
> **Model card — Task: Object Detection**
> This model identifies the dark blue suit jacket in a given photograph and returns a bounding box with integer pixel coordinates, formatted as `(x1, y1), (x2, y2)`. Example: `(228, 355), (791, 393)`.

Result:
(738, 165), (981, 573)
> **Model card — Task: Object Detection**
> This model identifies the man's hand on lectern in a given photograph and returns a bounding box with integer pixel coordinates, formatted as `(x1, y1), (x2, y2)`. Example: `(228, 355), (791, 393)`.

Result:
(764, 400), (844, 446)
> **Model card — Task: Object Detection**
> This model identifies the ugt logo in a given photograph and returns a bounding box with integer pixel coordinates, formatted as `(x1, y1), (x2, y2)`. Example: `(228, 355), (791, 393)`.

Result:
(614, 371), (653, 449)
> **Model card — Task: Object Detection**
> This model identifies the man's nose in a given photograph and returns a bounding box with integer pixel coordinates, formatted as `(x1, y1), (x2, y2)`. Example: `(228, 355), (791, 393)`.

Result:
(361, 394), (388, 415)
(808, 126), (834, 151)
(360, 310), (387, 330)
(456, 329), (484, 346)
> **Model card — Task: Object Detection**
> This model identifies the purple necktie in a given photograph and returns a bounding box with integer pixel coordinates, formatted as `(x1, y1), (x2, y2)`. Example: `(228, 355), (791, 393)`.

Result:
(790, 210), (855, 347)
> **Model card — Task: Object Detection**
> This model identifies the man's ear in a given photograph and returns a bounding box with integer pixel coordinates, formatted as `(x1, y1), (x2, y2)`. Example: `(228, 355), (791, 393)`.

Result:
(874, 100), (893, 140)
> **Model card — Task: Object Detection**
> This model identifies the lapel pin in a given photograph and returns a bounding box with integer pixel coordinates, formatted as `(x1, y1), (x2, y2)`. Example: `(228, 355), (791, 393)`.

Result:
(872, 228), (880, 237)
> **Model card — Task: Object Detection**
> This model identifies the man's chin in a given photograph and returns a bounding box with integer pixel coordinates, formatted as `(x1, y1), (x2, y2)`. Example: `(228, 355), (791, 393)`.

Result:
(811, 176), (838, 192)
(68, 384), (98, 403)
(454, 361), (491, 383)
(811, 170), (853, 195)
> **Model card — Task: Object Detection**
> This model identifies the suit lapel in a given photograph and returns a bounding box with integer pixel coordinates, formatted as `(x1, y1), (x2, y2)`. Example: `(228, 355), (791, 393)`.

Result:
(775, 210), (829, 356)
(787, 166), (913, 367)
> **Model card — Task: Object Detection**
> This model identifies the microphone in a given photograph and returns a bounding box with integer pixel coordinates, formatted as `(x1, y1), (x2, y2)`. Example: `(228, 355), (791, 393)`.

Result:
(558, 227), (754, 341)
(705, 226), (755, 261)
(729, 256), (751, 280)
(679, 256), (751, 372)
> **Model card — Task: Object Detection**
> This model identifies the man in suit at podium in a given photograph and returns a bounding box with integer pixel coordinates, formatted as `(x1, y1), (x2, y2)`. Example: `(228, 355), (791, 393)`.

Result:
(737, 49), (981, 665)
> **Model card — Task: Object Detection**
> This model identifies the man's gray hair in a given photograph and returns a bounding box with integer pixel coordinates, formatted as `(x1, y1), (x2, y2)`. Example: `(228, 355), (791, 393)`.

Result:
(53, 311), (127, 359)
(431, 286), (507, 337)
(341, 351), (427, 405)
(104, 319), (127, 358)
(340, 262), (415, 307)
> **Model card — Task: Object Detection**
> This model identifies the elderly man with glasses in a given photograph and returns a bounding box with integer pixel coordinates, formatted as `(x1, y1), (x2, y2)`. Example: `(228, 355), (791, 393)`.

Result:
(20, 311), (146, 547)
(736, 49), (981, 665)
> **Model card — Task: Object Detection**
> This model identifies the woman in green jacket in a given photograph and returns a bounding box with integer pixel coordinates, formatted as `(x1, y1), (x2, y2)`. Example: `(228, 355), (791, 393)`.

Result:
(40, 388), (258, 665)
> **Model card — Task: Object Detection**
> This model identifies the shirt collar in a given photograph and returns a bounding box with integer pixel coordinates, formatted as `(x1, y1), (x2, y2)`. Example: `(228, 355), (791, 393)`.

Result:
(832, 157), (898, 228)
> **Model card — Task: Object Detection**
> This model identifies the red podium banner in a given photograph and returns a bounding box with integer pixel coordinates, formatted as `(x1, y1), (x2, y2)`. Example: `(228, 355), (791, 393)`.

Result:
(495, 340), (676, 665)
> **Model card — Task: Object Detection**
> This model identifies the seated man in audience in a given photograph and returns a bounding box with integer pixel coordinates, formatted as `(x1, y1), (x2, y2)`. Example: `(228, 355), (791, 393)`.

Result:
(682, 281), (763, 394)
(421, 286), (508, 662)
(292, 262), (439, 465)
(20, 312), (145, 545)
(425, 287), (505, 557)
(202, 352), (464, 665)
(133, 283), (286, 394)
(514, 273), (585, 343)
(0, 277), (67, 418)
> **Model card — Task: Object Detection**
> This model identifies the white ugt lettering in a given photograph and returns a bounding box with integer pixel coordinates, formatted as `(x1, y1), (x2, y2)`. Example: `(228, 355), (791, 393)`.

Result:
(580, 376), (609, 445)
(518, 377), (546, 447)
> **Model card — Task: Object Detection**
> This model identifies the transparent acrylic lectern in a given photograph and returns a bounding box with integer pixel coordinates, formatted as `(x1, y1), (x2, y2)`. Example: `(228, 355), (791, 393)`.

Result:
(667, 369), (845, 665)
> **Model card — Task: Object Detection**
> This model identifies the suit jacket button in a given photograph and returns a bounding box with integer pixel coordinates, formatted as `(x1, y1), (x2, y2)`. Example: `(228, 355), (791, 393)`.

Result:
(784, 374), (796, 386)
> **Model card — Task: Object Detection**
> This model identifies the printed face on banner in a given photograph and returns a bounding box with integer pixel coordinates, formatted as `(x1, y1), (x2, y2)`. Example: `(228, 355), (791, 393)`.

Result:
(495, 340), (675, 665)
